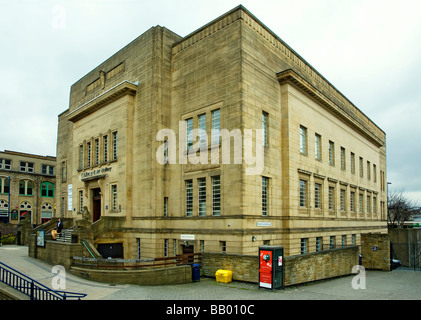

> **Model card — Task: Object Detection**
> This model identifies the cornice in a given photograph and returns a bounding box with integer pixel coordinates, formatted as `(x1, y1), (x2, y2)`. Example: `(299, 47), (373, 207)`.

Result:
(66, 80), (138, 123)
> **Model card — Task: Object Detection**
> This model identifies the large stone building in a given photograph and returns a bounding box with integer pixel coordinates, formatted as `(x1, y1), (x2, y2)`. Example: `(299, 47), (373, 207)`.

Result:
(55, 6), (387, 259)
(0, 150), (56, 225)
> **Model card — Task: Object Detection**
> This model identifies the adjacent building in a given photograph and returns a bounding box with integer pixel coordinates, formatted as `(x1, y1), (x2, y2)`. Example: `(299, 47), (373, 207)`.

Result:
(55, 6), (387, 259)
(0, 150), (56, 225)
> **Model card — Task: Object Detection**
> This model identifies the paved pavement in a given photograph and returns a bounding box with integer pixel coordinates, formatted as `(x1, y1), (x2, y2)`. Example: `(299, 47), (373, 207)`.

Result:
(1, 245), (421, 301)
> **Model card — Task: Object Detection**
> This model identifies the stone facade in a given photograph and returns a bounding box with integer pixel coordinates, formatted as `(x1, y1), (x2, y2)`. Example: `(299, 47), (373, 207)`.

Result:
(55, 6), (387, 260)
(0, 150), (56, 225)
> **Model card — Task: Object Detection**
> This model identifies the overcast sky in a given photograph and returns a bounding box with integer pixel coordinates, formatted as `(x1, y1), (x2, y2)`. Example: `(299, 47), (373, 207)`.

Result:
(1, 0), (421, 204)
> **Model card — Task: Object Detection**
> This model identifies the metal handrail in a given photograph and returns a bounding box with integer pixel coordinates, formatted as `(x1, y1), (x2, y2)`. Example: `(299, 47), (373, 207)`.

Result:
(0, 261), (86, 300)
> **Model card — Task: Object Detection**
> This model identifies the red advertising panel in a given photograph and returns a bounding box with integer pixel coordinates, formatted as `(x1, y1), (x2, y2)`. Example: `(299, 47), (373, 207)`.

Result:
(259, 250), (272, 288)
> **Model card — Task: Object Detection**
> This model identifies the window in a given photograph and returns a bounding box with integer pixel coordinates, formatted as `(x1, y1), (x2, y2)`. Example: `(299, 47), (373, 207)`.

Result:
(373, 164), (377, 183)
(340, 189), (346, 211)
(367, 161), (371, 180)
(299, 179), (307, 208)
(0, 159), (11, 170)
(328, 186), (335, 211)
(137, 238), (141, 260)
(112, 131), (118, 160)
(19, 180), (33, 196)
(350, 191), (355, 212)
(61, 161), (67, 182)
(0, 177), (10, 194)
(315, 134), (321, 160)
(40, 182), (54, 198)
(352, 234), (356, 245)
(164, 197), (168, 217)
(330, 236), (335, 249)
(111, 184), (118, 211)
(103, 135), (108, 162)
(341, 147), (346, 170)
(350, 152), (355, 174)
(359, 193), (364, 214)
(42, 165), (54, 175)
(359, 157), (364, 177)
(87, 141), (91, 166)
(316, 237), (323, 252)
(373, 196), (377, 214)
(198, 114), (206, 147)
(185, 180), (193, 216)
(220, 241), (227, 253)
(301, 238), (308, 254)
(79, 190), (83, 212)
(186, 118), (193, 150)
(95, 139), (99, 165)
(212, 176), (221, 216)
(164, 239), (169, 257)
(211, 109), (220, 146)
(329, 141), (335, 166)
(262, 112), (268, 147)
(20, 161), (34, 173)
(315, 183), (322, 209)
(262, 177), (269, 216)
(198, 178), (206, 216)
(300, 126), (307, 155)
(79, 145), (84, 169)
(367, 195), (371, 214)
(342, 235), (347, 247)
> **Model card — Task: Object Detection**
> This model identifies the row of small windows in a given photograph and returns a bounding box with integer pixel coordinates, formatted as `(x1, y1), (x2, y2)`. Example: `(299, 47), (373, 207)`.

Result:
(299, 125), (380, 182)
(79, 131), (118, 169)
(0, 159), (54, 175)
(299, 178), (385, 215)
(0, 177), (54, 198)
(300, 234), (357, 255)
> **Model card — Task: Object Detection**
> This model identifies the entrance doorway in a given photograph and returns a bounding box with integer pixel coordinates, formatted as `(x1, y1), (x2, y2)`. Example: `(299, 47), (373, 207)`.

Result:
(182, 245), (195, 263)
(92, 188), (101, 222)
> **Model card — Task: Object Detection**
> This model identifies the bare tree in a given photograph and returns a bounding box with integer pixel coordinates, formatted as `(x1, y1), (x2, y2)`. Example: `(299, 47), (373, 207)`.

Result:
(388, 190), (420, 228)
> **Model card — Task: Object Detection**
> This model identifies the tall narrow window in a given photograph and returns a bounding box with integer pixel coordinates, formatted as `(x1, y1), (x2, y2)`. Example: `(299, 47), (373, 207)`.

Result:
(262, 177), (269, 216)
(262, 112), (268, 147)
(198, 178), (206, 216)
(164, 239), (169, 257)
(211, 109), (220, 146)
(79, 145), (84, 169)
(41, 182), (54, 198)
(315, 134), (321, 160)
(300, 126), (307, 155)
(329, 141), (335, 166)
(329, 186), (335, 211)
(212, 175), (221, 216)
(112, 184), (117, 211)
(112, 131), (118, 160)
(87, 141), (91, 167)
(79, 190), (83, 212)
(350, 191), (355, 212)
(340, 147), (346, 170)
(198, 114), (206, 147)
(315, 183), (321, 209)
(367, 161), (371, 180)
(340, 189), (346, 211)
(103, 135), (108, 162)
(95, 138), (99, 165)
(350, 152), (355, 174)
(186, 118), (193, 150)
(299, 179), (307, 208)
(359, 157), (364, 177)
(359, 193), (364, 213)
(301, 238), (308, 254)
(164, 197), (168, 217)
(185, 180), (193, 216)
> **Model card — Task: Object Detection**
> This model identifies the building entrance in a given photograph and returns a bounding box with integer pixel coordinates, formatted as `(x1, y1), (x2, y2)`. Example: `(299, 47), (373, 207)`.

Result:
(92, 188), (101, 222)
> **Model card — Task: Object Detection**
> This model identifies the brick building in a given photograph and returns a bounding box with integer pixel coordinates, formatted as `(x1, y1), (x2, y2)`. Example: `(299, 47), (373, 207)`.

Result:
(55, 6), (387, 259)
(0, 150), (56, 225)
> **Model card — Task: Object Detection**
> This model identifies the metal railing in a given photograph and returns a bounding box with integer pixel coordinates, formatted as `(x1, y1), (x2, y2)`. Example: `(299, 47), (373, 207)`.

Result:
(0, 261), (87, 300)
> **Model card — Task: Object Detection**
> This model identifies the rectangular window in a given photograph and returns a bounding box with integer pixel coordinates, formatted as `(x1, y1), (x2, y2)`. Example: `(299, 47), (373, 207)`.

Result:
(315, 133), (321, 160)
(186, 180), (193, 216)
(61, 161), (66, 182)
(330, 236), (335, 249)
(359, 157), (364, 177)
(367, 195), (371, 213)
(220, 241), (226, 253)
(164, 197), (168, 217)
(316, 237), (322, 252)
(198, 178), (206, 216)
(299, 179), (307, 208)
(164, 239), (169, 257)
(79, 190), (83, 212)
(198, 114), (206, 147)
(20, 161), (34, 173)
(350, 152), (355, 174)
(113, 131), (118, 160)
(79, 145), (84, 169)
(359, 193), (364, 213)
(301, 238), (308, 254)
(315, 183), (321, 209)
(0, 159), (11, 170)
(262, 112), (268, 147)
(262, 177), (269, 216)
(373, 164), (377, 183)
(137, 238), (141, 260)
(341, 147), (346, 170)
(340, 189), (346, 211)
(373, 196), (377, 214)
(211, 109), (220, 146)
(87, 141), (91, 167)
(329, 186), (335, 211)
(95, 138), (99, 165)
(186, 118), (193, 150)
(367, 161), (371, 180)
(342, 235), (347, 247)
(350, 191), (355, 212)
(103, 135), (108, 162)
(300, 125), (307, 155)
(329, 141), (335, 165)
(212, 175), (221, 216)
(111, 185), (118, 211)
